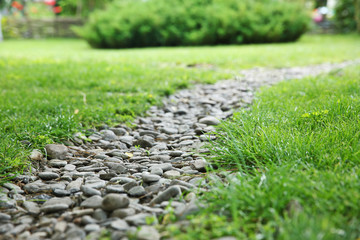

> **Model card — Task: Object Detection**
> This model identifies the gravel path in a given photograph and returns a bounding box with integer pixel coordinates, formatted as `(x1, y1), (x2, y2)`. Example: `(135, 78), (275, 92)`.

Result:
(0, 60), (359, 240)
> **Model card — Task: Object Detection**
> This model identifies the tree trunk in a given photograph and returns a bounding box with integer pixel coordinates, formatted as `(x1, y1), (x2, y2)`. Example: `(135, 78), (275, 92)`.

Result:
(0, 12), (3, 42)
(355, 0), (360, 33)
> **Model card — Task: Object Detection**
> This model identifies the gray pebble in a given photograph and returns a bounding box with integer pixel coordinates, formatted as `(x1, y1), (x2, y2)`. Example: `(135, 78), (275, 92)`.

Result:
(102, 194), (130, 211)
(81, 195), (103, 208)
(38, 172), (59, 180)
(150, 185), (181, 205)
(128, 186), (146, 197)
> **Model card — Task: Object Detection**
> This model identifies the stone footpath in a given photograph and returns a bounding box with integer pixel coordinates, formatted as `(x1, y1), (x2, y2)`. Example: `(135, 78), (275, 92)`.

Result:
(0, 60), (358, 240)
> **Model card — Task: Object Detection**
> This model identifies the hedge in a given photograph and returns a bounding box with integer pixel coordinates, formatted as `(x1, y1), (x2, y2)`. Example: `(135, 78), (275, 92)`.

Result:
(75, 0), (310, 48)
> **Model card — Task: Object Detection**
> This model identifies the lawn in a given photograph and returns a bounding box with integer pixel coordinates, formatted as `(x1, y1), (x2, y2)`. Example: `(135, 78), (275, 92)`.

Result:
(0, 34), (360, 181)
(167, 66), (360, 239)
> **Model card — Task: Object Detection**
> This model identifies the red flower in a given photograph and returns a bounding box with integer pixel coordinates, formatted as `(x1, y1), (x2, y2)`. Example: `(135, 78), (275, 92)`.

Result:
(11, 1), (24, 10)
(53, 6), (62, 14)
(44, 0), (56, 6)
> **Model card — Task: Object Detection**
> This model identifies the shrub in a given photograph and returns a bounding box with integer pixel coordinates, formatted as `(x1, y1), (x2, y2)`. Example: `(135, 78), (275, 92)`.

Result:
(334, 0), (360, 33)
(75, 0), (310, 48)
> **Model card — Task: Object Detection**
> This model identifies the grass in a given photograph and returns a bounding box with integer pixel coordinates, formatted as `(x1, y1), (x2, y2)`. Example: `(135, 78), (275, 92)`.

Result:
(0, 34), (360, 181)
(166, 66), (360, 239)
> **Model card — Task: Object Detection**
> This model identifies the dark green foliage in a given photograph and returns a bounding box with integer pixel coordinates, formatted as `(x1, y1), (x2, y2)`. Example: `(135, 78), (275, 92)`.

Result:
(334, 0), (358, 32)
(75, 0), (310, 48)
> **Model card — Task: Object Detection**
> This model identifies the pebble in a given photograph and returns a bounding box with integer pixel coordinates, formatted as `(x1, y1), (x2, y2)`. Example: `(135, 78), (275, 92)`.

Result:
(106, 185), (126, 194)
(137, 226), (160, 240)
(81, 195), (103, 208)
(23, 201), (41, 215)
(0, 213), (11, 222)
(38, 172), (59, 180)
(45, 144), (68, 160)
(66, 178), (83, 192)
(84, 224), (101, 232)
(163, 170), (181, 178)
(150, 167), (163, 176)
(102, 194), (130, 211)
(100, 130), (118, 141)
(30, 149), (43, 161)
(64, 164), (76, 171)
(142, 173), (161, 183)
(41, 203), (69, 213)
(199, 116), (221, 125)
(49, 159), (67, 168)
(128, 186), (147, 197)
(125, 213), (153, 226)
(110, 219), (129, 231)
(111, 208), (136, 218)
(150, 186), (182, 205)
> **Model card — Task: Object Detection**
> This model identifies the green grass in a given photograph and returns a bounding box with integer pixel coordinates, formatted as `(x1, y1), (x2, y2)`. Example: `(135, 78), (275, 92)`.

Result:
(0, 34), (360, 181)
(167, 66), (360, 239)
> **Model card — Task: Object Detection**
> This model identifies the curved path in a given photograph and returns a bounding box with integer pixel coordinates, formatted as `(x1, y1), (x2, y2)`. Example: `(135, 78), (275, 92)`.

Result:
(0, 60), (358, 240)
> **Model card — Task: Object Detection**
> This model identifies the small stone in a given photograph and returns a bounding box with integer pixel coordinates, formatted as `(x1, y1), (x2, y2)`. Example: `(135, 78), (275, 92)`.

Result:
(81, 186), (102, 196)
(9, 223), (29, 235)
(150, 186), (181, 205)
(84, 180), (106, 189)
(110, 219), (129, 231)
(119, 136), (134, 146)
(43, 197), (73, 207)
(161, 127), (178, 135)
(106, 185), (126, 194)
(85, 224), (100, 232)
(128, 186), (146, 197)
(125, 213), (153, 226)
(111, 208), (136, 218)
(110, 127), (127, 136)
(0, 223), (13, 234)
(45, 144), (68, 160)
(64, 164), (76, 171)
(82, 215), (98, 225)
(30, 149), (43, 161)
(150, 167), (163, 176)
(100, 172), (117, 180)
(66, 178), (83, 192)
(191, 159), (207, 172)
(81, 195), (103, 208)
(3, 182), (23, 193)
(123, 181), (138, 192)
(38, 172), (59, 180)
(179, 140), (194, 146)
(133, 136), (154, 148)
(23, 201), (40, 215)
(0, 213), (11, 222)
(102, 194), (130, 211)
(48, 159), (67, 168)
(105, 162), (127, 174)
(53, 189), (71, 197)
(100, 130), (118, 141)
(170, 179), (195, 189)
(72, 209), (94, 217)
(54, 221), (67, 233)
(41, 204), (69, 213)
(163, 170), (181, 178)
(189, 177), (207, 186)
(137, 226), (160, 240)
(142, 173), (161, 183)
(199, 116), (221, 125)
(93, 209), (108, 221)
(150, 163), (172, 171)
(65, 227), (86, 240)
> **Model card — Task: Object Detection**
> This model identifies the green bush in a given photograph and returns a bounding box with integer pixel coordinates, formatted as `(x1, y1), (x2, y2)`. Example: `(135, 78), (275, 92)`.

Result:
(334, 0), (360, 33)
(75, 0), (310, 48)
